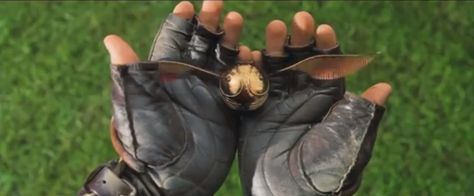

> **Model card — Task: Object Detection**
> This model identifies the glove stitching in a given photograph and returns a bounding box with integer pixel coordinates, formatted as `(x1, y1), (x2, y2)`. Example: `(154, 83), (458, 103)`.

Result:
(124, 68), (181, 168)
(311, 93), (377, 193)
(299, 95), (345, 194)
(284, 92), (341, 194)
(158, 77), (230, 195)
(125, 81), (189, 170)
(259, 90), (343, 195)
(149, 14), (195, 61)
(335, 103), (374, 192)
(148, 22), (165, 60)
(155, 98), (193, 190)
(284, 128), (318, 194)
(120, 68), (145, 166)
(295, 139), (324, 194)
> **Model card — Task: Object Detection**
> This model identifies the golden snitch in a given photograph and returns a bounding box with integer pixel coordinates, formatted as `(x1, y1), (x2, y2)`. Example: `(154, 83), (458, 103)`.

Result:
(157, 54), (375, 111)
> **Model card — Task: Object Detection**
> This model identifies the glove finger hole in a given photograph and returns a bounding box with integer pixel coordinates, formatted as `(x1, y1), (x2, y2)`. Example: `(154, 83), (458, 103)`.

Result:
(286, 40), (316, 64)
(185, 23), (223, 67)
(213, 44), (239, 69)
(148, 14), (196, 61)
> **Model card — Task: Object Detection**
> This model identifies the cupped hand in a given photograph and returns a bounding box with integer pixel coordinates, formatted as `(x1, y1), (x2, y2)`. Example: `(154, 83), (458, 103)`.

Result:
(238, 11), (391, 196)
(99, 1), (251, 195)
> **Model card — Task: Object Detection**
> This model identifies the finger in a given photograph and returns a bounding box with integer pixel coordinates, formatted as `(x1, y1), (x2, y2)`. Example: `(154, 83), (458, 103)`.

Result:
(361, 82), (392, 106)
(265, 20), (287, 56)
(173, 1), (195, 19)
(104, 34), (139, 65)
(252, 50), (262, 67)
(221, 11), (244, 49)
(290, 11), (315, 46)
(315, 24), (337, 49)
(199, 0), (223, 32)
(238, 45), (252, 62)
(149, 1), (194, 61)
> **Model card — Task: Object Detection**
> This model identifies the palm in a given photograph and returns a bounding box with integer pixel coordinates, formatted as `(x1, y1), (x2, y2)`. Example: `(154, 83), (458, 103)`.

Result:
(104, 2), (242, 195)
(239, 64), (345, 194)
(235, 9), (391, 195)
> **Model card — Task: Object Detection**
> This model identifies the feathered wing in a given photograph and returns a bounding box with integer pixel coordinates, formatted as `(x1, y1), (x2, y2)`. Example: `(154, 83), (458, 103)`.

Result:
(275, 54), (376, 80)
(158, 60), (220, 77)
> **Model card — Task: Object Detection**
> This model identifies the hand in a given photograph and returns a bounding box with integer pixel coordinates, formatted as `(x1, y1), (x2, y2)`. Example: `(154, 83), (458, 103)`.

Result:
(82, 1), (248, 195)
(238, 12), (392, 195)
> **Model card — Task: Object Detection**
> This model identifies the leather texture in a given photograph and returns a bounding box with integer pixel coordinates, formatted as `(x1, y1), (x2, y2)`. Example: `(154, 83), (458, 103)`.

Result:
(81, 14), (240, 196)
(79, 11), (387, 196)
(238, 42), (385, 196)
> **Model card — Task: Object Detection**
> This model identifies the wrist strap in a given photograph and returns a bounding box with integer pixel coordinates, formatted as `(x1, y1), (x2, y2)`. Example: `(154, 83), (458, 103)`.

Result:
(78, 160), (136, 196)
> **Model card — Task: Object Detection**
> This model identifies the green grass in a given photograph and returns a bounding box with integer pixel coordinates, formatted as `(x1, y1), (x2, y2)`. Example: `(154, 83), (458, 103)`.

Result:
(1, 1), (473, 195)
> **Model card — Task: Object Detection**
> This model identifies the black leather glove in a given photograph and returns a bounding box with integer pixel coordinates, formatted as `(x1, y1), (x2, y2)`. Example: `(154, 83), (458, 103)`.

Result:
(79, 13), (240, 196)
(238, 42), (385, 196)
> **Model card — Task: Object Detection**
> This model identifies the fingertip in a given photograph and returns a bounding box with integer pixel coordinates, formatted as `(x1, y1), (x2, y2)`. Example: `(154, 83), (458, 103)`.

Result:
(173, 1), (195, 19)
(201, 0), (223, 12)
(316, 24), (337, 49)
(251, 50), (262, 67)
(361, 82), (392, 106)
(238, 45), (253, 62)
(266, 20), (287, 55)
(199, 0), (223, 32)
(222, 11), (244, 49)
(103, 34), (139, 65)
(266, 20), (287, 38)
(223, 11), (243, 33)
(290, 11), (314, 46)
(377, 82), (392, 93)
(225, 11), (244, 27)
(103, 34), (120, 48)
(293, 11), (314, 23)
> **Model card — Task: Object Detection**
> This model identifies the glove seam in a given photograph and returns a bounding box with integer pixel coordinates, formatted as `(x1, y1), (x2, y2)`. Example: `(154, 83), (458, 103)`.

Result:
(148, 14), (195, 61)
(335, 102), (374, 193)
(329, 92), (376, 193)
(296, 92), (378, 194)
(288, 92), (342, 194)
(260, 90), (321, 196)
(119, 67), (144, 168)
(158, 79), (222, 196)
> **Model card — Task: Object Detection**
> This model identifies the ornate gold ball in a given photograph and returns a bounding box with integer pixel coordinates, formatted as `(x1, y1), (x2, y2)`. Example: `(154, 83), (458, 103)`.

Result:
(219, 64), (269, 111)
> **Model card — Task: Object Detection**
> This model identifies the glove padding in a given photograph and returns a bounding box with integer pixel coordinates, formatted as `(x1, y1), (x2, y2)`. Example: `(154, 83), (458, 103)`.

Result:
(89, 14), (240, 196)
(240, 92), (384, 196)
(238, 42), (385, 196)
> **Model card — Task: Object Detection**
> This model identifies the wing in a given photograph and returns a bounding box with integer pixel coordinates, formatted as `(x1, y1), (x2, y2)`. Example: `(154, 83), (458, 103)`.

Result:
(158, 60), (220, 77)
(274, 54), (376, 80)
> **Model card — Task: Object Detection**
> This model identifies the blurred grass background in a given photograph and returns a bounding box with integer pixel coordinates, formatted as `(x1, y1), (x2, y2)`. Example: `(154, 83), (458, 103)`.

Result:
(0, 1), (473, 195)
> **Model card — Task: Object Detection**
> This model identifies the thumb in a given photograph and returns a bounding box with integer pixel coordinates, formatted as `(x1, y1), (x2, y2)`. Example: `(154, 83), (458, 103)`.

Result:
(104, 34), (139, 65)
(361, 82), (392, 106)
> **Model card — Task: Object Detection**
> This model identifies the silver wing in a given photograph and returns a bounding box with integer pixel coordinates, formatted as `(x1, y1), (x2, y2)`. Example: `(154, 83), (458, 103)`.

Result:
(158, 60), (220, 77)
(274, 54), (376, 80)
